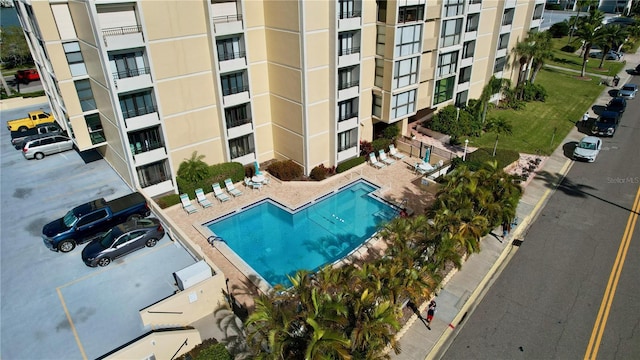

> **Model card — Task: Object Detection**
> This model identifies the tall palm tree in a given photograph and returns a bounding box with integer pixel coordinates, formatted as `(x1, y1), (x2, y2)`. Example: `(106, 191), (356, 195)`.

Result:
(596, 25), (628, 68)
(574, 10), (605, 77)
(512, 39), (535, 92)
(568, 0), (597, 43)
(485, 117), (513, 157)
(527, 31), (554, 84)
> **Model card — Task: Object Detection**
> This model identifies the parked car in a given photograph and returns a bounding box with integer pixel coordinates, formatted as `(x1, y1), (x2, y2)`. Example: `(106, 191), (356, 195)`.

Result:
(42, 192), (151, 252)
(6, 110), (55, 132)
(11, 123), (63, 149)
(22, 134), (74, 160)
(634, 64), (640, 75)
(81, 218), (165, 267)
(591, 111), (621, 137)
(589, 50), (620, 60)
(573, 136), (602, 162)
(14, 69), (40, 84)
(605, 97), (626, 114)
(618, 84), (638, 99)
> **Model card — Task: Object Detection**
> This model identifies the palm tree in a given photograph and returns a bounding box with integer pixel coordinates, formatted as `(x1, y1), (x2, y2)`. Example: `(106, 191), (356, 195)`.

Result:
(177, 151), (211, 182)
(574, 10), (605, 77)
(527, 31), (554, 84)
(596, 25), (628, 68)
(568, 0), (597, 44)
(485, 117), (513, 157)
(512, 39), (535, 92)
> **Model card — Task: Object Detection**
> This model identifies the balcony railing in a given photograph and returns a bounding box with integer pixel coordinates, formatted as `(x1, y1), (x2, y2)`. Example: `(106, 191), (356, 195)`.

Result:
(339, 10), (361, 19)
(130, 141), (164, 155)
(102, 25), (142, 37)
(226, 117), (252, 128)
(113, 67), (150, 80)
(213, 14), (243, 24)
(338, 46), (360, 56)
(338, 111), (358, 122)
(338, 80), (359, 90)
(89, 130), (106, 145)
(218, 51), (246, 62)
(122, 105), (157, 119)
(222, 84), (249, 96)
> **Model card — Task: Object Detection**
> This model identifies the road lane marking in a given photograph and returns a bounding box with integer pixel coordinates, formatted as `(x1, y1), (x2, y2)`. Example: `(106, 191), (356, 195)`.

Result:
(584, 185), (640, 360)
(56, 288), (88, 360)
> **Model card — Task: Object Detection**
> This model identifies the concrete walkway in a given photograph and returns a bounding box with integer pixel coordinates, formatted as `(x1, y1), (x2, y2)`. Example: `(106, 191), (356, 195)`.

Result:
(390, 49), (640, 360)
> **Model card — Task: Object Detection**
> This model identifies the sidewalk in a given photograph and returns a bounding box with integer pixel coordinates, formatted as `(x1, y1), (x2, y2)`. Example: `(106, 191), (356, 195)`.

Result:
(390, 50), (640, 360)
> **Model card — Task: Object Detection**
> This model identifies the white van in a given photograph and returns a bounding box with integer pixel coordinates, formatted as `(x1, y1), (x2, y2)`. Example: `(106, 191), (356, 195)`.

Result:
(22, 134), (74, 160)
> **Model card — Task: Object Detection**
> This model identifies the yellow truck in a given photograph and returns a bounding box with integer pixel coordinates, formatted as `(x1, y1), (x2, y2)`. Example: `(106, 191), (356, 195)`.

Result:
(6, 110), (55, 132)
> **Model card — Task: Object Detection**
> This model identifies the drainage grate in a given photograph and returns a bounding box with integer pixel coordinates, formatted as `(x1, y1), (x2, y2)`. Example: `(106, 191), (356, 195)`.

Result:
(512, 239), (524, 247)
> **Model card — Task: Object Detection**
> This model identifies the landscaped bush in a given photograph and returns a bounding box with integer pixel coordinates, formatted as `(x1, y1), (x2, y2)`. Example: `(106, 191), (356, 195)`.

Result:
(155, 193), (181, 209)
(359, 140), (374, 157)
(268, 160), (303, 181)
(549, 21), (570, 38)
(382, 124), (400, 139)
(371, 138), (392, 153)
(176, 338), (231, 360)
(520, 82), (548, 102)
(463, 147), (520, 171)
(310, 164), (335, 181)
(425, 105), (482, 143)
(176, 156), (245, 196)
(561, 44), (578, 53)
(336, 156), (366, 173)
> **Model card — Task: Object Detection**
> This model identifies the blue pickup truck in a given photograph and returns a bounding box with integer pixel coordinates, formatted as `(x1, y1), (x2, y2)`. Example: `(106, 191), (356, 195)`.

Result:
(42, 192), (151, 252)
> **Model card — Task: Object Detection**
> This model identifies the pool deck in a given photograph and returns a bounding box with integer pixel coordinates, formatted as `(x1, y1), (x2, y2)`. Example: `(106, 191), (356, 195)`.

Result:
(164, 152), (445, 309)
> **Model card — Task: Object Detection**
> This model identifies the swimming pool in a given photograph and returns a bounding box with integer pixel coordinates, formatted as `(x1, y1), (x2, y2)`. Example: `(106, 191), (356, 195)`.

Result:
(205, 180), (398, 287)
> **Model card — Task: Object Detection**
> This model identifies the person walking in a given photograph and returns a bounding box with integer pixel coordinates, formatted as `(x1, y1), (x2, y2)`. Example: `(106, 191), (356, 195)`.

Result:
(426, 300), (436, 330)
(582, 112), (589, 123)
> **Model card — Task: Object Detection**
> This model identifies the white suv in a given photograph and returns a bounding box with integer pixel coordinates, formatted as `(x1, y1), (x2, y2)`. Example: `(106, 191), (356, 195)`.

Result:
(22, 134), (74, 160)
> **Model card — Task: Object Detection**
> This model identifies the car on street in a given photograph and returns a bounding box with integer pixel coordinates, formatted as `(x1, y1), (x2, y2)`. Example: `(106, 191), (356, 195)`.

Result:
(618, 84), (638, 99)
(605, 97), (626, 114)
(14, 69), (40, 84)
(81, 218), (165, 267)
(573, 136), (602, 162)
(592, 111), (621, 137)
(589, 50), (620, 60)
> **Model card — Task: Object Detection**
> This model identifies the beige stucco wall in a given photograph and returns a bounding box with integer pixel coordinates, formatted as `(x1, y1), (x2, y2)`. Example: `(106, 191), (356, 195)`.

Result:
(252, 94), (271, 127)
(272, 124), (304, 163)
(47, 43), (72, 80)
(149, 37), (214, 80)
(306, 68), (330, 104)
(270, 95), (303, 135)
(307, 132), (331, 167)
(81, 43), (107, 88)
(268, 63), (302, 104)
(58, 81), (81, 116)
(246, 28), (268, 62)
(31, 2), (59, 42)
(169, 140), (225, 171)
(156, 75), (216, 116)
(141, 0), (208, 40)
(255, 122), (275, 161)
(249, 62), (270, 95)
(265, 29), (302, 69)
(303, 0), (329, 32)
(244, 0), (265, 28)
(307, 101), (330, 136)
(163, 107), (221, 148)
(68, 0), (96, 47)
(102, 329), (202, 360)
(306, 32), (329, 69)
(263, 0), (299, 31)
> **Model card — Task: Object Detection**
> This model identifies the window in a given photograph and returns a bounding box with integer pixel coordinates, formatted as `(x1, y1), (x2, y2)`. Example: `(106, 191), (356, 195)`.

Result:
(438, 51), (458, 78)
(502, 8), (514, 26)
(392, 89), (416, 118)
(63, 42), (87, 76)
(338, 66), (359, 90)
(339, 0), (360, 19)
(444, 0), (465, 17)
(372, 94), (382, 117)
(441, 19), (462, 47)
(77, 209), (108, 227)
(398, 5), (424, 23)
(394, 57), (419, 89)
(434, 77), (455, 104)
(217, 36), (244, 61)
(466, 14), (479, 32)
(459, 66), (472, 84)
(229, 134), (255, 159)
(395, 24), (422, 57)
(494, 56), (506, 73)
(339, 31), (359, 56)
(338, 98), (358, 121)
(533, 4), (543, 20)
(74, 80), (96, 112)
(119, 90), (156, 119)
(376, 0), (386, 22)
(338, 128), (357, 152)
(137, 160), (170, 188)
(128, 126), (163, 155)
(225, 103), (252, 128)
(462, 40), (475, 59)
(85, 113), (105, 144)
(455, 90), (469, 108)
(376, 25), (385, 56)
(469, 0), (482, 4)
(109, 50), (147, 79)
(375, 58), (384, 87)
(220, 72), (247, 96)
(498, 33), (510, 50)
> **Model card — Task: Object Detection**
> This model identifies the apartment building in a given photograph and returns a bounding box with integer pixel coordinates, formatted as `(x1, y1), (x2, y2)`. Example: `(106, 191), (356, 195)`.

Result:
(14, 0), (544, 198)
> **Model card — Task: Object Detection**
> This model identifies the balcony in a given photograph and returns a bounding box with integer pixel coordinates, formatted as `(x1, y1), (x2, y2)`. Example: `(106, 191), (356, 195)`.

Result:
(338, 81), (359, 101)
(338, 11), (361, 30)
(113, 67), (152, 93)
(338, 47), (360, 67)
(123, 109), (160, 131)
(222, 85), (250, 106)
(338, 111), (358, 124)
(133, 146), (167, 166)
(337, 116), (358, 133)
(102, 25), (144, 50)
(337, 146), (358, 162)
(227, 121), (252, 139)
(212, 14), (243, 35)
(219, 51), (247, 73)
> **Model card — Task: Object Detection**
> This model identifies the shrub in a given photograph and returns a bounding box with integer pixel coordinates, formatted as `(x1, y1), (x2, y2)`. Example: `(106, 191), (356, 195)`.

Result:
(549, 21), (570, 37)
(371, 138), (392, 153)
(176, 338), (231, 360)
(359, 140), (374, 157)
(310, 164), (329, 181)
(268, 160), (303, 181)
(177, 152), (211, 183)
(561, 44), (578, 53)
(382, 124), (400, 140)
(336, 156), (366, 173)
(522, 82), (548, 102)
(155, 193), (181, 209)
(427, 105), (483, 139)
(177, 161), (245, 196)
(464, 148), (520, 171)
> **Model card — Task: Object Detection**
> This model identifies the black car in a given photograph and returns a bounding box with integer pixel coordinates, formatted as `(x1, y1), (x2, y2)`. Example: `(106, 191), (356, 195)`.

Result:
(591, 111), (621, 137)
(606, 97), (627, 114)
(81, 218), (165, 267)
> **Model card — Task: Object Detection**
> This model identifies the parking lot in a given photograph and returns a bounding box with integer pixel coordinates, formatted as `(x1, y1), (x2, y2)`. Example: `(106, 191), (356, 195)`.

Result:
(1, 102), (197, 359)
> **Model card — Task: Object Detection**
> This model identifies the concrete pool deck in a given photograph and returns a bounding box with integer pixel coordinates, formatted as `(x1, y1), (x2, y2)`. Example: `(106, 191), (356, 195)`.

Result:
(163, 154), (445, 309)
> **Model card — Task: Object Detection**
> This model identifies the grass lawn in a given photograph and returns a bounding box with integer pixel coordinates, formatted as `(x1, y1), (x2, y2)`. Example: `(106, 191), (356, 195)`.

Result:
(468, 67), (604, 155)
(545, 36), (628, 76)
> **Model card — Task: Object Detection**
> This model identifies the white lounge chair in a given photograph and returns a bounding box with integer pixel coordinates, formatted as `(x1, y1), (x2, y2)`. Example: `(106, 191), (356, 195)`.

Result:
(180, 194), (198, 214)
(415, 161), (434, 175)
(389, 144), (406, 160)
(378, 149), (395, 165)
(369, 153), (385, 169)
(224, 178), (243, 197)
(212, 183), (230, 202)
(195, 188), (212, 208)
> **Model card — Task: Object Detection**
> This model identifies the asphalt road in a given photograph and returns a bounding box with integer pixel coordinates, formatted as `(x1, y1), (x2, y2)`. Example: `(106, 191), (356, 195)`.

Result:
(442, 88), (640, 357)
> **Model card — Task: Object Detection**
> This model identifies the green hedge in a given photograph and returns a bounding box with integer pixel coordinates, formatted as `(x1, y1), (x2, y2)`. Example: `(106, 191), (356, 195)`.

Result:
(268, 160), (304, 181)
(177, 161), (245, 198)
(463, 148), (520, 171)
(156, 194), (181, 209)
(336, 156), (366, 173)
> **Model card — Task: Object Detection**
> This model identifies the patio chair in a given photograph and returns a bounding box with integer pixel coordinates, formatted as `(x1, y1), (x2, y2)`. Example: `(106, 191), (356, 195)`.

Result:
(415, 161), (434, 175)
(378, 149), (395, 165)
(224, 178), (243, 197)
(369, 153), (385, 169)
(212, 183), (230, 202)
(252, 181), (263, 191)
(244, 178), (254, 187)
(195, 188), (212, 208)
(180, 194), (198, 214)
(389, 144), (406, 160)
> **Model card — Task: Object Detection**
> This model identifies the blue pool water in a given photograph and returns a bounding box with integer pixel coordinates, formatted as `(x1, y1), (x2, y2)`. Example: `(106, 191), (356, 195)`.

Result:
(206, 180), (397, 287)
